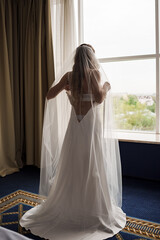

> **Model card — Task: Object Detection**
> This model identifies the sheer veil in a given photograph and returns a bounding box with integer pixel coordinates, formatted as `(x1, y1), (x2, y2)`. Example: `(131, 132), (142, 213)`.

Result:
(39, 44), (123, 209)
(19, 1), (126, 237)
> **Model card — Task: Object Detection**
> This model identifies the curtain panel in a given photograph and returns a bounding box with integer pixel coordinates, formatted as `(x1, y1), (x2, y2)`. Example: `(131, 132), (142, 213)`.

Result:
(0, 0), (54, 176)
(50, 0), (77, 74)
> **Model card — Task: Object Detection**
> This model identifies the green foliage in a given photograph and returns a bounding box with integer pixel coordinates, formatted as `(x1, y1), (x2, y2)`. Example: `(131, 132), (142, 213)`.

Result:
(128, 95), (137, 106)
(147, 102), (155, 113)
(113, 94), (156, 131)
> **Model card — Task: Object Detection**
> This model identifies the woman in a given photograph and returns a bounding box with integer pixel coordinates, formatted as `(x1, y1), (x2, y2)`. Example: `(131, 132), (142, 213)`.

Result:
(20, 44), (126, 240)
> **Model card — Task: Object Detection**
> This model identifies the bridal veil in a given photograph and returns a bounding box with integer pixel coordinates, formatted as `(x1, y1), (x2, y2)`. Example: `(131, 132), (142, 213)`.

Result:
(39, 45), (123, 210)
(19, 1), (126, 238)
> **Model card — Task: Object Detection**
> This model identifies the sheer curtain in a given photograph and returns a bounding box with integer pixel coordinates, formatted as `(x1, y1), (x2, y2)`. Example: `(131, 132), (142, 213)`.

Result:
(50, 0), (77, 74)
(39, 0), (77, 195)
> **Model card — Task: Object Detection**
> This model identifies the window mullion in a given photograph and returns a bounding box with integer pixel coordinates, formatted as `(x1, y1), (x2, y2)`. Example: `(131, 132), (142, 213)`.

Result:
(99, 54), (156, 63)
(155, 0), (160, 133)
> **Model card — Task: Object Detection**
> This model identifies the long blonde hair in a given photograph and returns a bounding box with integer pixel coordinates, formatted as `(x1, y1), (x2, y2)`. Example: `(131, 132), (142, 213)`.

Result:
(71, 44), (99, 100)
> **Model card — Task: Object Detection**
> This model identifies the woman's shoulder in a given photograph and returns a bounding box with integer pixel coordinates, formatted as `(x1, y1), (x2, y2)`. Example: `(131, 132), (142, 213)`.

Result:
(62, 71), (72, 78)
(66, 71), (72, 83)
(65, 71), (72, 80)
(67, 71), (72, 75)
(61, 71), (72, 83)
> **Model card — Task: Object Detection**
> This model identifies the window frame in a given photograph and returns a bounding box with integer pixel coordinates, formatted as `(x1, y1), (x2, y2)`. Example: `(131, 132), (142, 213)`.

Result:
(77, 0), (160, 134)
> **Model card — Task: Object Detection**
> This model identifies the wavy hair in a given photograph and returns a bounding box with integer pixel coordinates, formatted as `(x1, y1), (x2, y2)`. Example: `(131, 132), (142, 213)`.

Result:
(71, 44), (99, 100)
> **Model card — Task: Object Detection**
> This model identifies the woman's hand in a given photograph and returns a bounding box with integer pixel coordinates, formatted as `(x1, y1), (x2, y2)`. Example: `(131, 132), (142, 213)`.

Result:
(103, 82), (111, 92)
(64, 84), (70, 91)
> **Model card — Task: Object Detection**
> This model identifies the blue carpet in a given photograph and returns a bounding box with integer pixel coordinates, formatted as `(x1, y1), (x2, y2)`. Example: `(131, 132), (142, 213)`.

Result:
(0, 166), (40, 197)
(123, 176), (160, 223)
(0, 166), (160, 240)
(1, 190), (159, 240)
(0, 166), (159, 223)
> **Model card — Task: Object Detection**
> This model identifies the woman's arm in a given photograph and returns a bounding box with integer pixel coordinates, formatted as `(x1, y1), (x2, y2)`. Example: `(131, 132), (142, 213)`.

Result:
(91, 71), (111, 103)
(47, 73), (68, 100)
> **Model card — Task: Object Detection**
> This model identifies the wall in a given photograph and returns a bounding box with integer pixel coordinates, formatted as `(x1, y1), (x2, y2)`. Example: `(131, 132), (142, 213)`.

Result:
(119, 142), (160, 181)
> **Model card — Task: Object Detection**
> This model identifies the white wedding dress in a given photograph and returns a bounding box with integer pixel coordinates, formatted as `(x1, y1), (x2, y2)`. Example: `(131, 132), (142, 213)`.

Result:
(20, 90), (126, 240)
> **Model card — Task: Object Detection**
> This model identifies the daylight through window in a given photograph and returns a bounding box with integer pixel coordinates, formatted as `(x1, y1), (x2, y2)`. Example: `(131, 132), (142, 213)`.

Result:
(77, 0), (160, 133)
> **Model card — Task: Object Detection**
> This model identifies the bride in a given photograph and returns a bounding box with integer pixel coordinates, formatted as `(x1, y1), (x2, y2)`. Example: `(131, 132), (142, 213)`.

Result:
(20, 44), (126, 240)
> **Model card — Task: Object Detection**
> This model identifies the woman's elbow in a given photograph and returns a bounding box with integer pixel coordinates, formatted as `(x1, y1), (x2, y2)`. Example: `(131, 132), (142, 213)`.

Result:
(95, 94), (104, 104)
(46, 87), (56, 100)
(46, 91), (51, 100)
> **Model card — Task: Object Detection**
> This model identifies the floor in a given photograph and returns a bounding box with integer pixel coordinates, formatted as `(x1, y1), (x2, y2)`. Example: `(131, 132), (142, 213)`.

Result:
(0, 166), (160, 223)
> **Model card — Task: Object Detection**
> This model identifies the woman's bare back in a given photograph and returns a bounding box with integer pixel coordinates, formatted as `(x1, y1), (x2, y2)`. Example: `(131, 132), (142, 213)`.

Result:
(67, 71), (110, 116)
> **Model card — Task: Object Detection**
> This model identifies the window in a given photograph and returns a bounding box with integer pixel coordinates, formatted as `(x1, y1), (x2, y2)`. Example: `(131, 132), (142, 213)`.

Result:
(77, 0), (160, 133)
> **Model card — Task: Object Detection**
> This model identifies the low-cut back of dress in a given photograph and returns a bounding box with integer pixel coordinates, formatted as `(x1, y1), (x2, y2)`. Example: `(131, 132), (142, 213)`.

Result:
(20, 73), (126, 240)
(69, 93), (95, 122)
(66, 72), (96, 122)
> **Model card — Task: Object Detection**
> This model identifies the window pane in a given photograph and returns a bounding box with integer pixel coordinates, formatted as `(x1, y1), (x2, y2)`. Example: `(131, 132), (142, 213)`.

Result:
(84, 0), (155, 58)
(102, 59), (156, 132)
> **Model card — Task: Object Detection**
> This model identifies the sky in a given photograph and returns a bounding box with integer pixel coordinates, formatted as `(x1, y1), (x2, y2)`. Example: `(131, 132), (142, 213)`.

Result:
(82, 0), (156, 94)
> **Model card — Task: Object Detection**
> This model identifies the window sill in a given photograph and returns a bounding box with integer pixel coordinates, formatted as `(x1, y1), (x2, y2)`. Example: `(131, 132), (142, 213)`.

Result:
(116, 131), (160, 144)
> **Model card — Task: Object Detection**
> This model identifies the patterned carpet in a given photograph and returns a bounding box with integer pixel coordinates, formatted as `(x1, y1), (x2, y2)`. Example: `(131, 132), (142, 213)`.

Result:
(0, 190), (160, 240)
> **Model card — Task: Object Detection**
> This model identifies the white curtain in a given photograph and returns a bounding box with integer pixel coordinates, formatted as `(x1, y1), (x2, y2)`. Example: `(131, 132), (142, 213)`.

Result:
(50, 0), (77, 75)
(39, 0), (77, 195)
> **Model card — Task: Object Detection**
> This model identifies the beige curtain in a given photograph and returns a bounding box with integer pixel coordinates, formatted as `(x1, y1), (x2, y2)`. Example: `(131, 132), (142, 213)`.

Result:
(0, 0), (54, 176)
